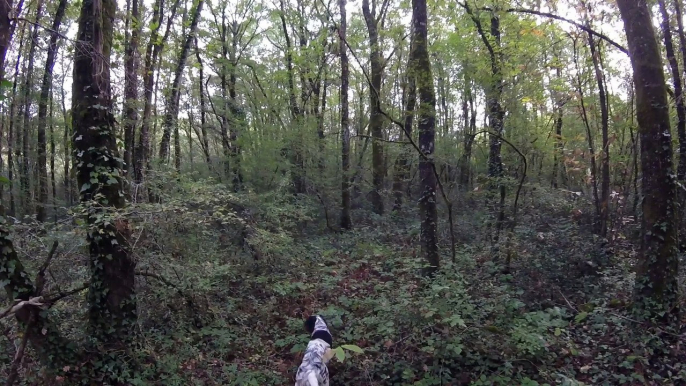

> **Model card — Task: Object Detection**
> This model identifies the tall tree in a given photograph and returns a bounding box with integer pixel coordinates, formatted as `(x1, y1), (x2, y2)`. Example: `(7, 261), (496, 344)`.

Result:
(392, 49), (416, 210)
(123, 0), (140, 176)
(362, 0), (387, 215)
(72, 0), (137, 350)
(36, 0), (68, 222)
(617, 0), (679, 326)
(588, 33), (610, 237)
(19, 0), (44, 215)
(159, 0), (204, 164)
(413, 0), (438, 275)
(340, 0), (351, 229)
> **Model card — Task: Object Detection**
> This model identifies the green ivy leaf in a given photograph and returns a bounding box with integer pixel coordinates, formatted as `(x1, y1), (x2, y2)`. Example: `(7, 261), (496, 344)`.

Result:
(341, 344), (364, 354)
(574, 312), (588, 324)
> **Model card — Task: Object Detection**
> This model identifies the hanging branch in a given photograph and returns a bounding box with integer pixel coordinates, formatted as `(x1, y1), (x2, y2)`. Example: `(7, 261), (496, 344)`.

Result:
(456, 4), (628, 55)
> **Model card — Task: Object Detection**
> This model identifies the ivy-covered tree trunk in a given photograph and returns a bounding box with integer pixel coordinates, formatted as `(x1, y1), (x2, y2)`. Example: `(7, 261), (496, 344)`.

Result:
(36, 0), (68, 222)
(123, 0), (140, 177)
(340, 0), (352, 229)
(617, 0), (680, 327)
(413, 0), (438, 275)
(363, 0), (385, 215)
(159, 0), (203, 164)
(72, 0), (137, 350)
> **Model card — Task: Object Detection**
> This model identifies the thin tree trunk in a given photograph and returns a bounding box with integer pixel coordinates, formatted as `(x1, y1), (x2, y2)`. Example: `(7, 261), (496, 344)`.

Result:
(340, 0), (352, 229)
(573, 38), (600, 228)
(674, 0), (686, 175)
(393, 51), (416, 211)
(35, 0), (68, 222)
(49, 92), (56, 222)
(60, 72), (70, 205)
(123, 0), (140, 177)
(159, 0), (204, 163)
(6, 25), (23, 216)
(20, 0), (44, 216)
(588, 34), (610, 237)
(73, 0), (137, 354)
(363, 0), (386, 215)
(194, 37), (211, 166)
(413, 0), (439, 275)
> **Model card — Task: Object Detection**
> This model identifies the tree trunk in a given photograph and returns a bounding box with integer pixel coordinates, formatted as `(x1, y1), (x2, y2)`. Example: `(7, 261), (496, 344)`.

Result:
(617, 0), (679, 327)
(35, 0), (67, 222)
(393, 52), (416, 211)
(340, 0), (352, 229)
(278, 0), (305, 194)
(573, 38), (600, 228)
(123, 0), (140, 177)
(458, 78), (475, 189)
(363, 0), (385, 215)
(413, 0), (439, 275)
(73, 0), (137, 352)
(49, 92), (56, 221)
(20, 0), (44, 216)
(588, 34), (610, 237)
(135, 0), (164, 183)
(159, 0), (204, 163)
(60, 73), (71, 205)
(194, 37), (211, 166)
(6, 25), (23, 216)
(674, 0), (686, 181)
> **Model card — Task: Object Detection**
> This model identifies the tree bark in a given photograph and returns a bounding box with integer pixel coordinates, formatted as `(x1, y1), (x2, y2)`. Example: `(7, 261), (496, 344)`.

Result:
(159, 0), (204, 164)
(123, 0), (140, 177)
(194, 37), (211, 166)
(392, 51), (416, 211)
(73, 0), (137, 350)
(340, 0), (352, 229)
(363, 0), (386, 215)
(588, 33), (610, 237)
(35, 0), (68, 222)
(413, 0), (439, 275)
(617, 0), (679, 327)
(20, 0), (44, 216)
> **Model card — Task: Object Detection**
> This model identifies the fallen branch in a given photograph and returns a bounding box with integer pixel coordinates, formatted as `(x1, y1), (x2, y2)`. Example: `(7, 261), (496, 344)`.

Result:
(0, 297), (44, 320)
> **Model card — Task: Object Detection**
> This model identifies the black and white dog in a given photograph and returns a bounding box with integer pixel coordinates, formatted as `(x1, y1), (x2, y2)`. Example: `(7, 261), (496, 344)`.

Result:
(295, 315), (334, 386)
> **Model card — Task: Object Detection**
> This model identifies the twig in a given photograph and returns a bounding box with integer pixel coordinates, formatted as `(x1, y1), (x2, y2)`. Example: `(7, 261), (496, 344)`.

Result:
(557, 289), (578, 312)
(11, 17), (74, 43)
(35, 240), (59, 295)
(6, 321), (31, 386)
(44, 284), (88, 305)
(352, 135), (410, 144)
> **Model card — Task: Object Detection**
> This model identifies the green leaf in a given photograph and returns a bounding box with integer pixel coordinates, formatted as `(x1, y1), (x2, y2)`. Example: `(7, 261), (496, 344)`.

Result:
(341, 344), (364, 354)
(574, 312), (588, 324)
(334, 347), (345, 362)
(0, 176), (9, 185)
(554, 327), (561, 336)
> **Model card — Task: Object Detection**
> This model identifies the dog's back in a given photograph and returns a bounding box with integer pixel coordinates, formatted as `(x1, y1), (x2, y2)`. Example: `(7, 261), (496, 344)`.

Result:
(295, 316), (333, 386)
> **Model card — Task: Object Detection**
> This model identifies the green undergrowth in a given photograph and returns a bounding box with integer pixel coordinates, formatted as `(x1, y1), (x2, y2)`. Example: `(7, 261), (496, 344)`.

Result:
(1, 179), (685, 385)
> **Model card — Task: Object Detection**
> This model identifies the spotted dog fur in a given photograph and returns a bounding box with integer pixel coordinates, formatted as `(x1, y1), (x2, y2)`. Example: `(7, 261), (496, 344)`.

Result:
(295, 315), (333, 386)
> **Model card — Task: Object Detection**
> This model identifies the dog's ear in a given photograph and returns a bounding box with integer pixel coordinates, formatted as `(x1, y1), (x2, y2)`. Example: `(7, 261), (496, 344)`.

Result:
(304, 315), (317, 334)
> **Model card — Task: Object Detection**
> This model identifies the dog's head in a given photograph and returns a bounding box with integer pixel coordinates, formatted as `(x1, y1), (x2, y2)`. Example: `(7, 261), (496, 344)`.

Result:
(304, 315), (332, 346)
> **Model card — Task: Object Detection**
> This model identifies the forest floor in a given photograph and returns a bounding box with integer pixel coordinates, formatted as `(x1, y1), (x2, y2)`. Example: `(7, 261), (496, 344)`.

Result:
(2, 178), (686, 385)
